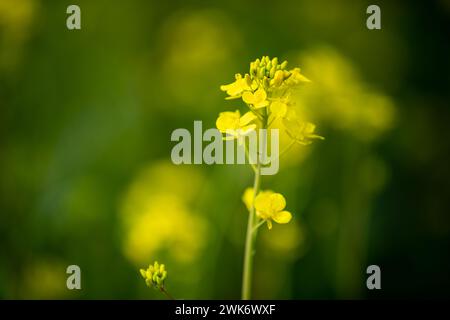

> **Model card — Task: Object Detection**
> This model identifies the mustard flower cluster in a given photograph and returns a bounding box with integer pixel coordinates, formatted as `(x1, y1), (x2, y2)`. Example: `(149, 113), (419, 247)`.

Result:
(218, 57), (326, 299)
(217, 56), (324, 230)
(217, 55), (323, 147)
(140, 261), (167, 290)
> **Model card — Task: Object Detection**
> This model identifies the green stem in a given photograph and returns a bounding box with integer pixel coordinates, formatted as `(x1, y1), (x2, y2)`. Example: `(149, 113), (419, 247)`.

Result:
(252, 219), (266, 232)
(244, 143), (257, 173)
(242, 112), (267, 300)
(242, 162), (261, 300)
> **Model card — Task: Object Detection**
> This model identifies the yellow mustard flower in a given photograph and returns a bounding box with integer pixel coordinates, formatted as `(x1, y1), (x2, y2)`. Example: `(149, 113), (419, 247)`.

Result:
(255, 191), (292, 230)
(140, 261), (167, 290)
(242, 188), (292, 230)
(216, 110), (257, 144)
(283, 115), (324, 145)
(220, 73), (252, 98)
(242, 88), (270, 109)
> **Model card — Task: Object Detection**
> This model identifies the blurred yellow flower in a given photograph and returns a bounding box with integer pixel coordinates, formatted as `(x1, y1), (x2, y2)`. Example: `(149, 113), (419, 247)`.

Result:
(242, 88), (269, 109)
(124, 195), (206, 264)
(216, 110), (257, 144)
(120, 162), (208, 265)
(20, 260), (67, 299)
(242, 187), (255, 211)
(269, 100), (288, 119)
(290, 48), (395, 141)
(261, 220), (306, 257)
(283, 115), (324, 145)
(160, 9), (242, 111)
(0, 0), (37, 72)
(284, 67), (311, 86)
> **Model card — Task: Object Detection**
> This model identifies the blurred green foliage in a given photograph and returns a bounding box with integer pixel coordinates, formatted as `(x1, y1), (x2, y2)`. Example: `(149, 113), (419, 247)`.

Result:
(1, 0), (449, 299)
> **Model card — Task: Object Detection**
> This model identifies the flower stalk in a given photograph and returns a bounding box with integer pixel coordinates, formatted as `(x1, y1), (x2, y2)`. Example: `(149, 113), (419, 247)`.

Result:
(242, 157), (261, 300)
(242, 111), (268, 300)
(217, 56), (324, 300)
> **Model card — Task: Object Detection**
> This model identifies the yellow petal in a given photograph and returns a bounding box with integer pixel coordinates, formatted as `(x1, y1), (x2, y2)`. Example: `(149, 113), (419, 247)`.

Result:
(216, 111), (240, 132)
(254, 191), (272, 212)
(254, 191), (276, 219)
(140, 269), (146, 278)
(220, 75), (250, 96)
(269, 193), (286, 212)
(239, 111), (257, 126)
(254, 88), (267, 102)
(220, 84), (232, 92)
(240, 124), (257, 134)
(253, 89), (269, 108)
(273, 210), (292, 224)
(225, 95), (242, 100)
(242, 91), (255, 105)
(267, 220), (273, 230)
(226, 85), (242, 96)
(254, 100), (269, 109)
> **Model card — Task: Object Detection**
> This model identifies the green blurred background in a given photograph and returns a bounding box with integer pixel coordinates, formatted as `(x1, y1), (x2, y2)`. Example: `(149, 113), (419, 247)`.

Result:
(1, 0), (449, 299)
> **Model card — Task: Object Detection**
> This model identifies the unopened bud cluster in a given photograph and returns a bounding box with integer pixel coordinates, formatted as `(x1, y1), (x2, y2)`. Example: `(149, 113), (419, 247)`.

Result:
(140, 261), (167, 290)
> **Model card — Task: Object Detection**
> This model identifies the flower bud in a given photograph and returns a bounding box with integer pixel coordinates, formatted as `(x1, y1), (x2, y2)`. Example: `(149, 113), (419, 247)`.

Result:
(271, 57), (278, 68)
(140, 261), (169, 290)
(272, 70), (284, 86)
(257, 67), (265, 79)
(249, 62), (255, 75)
(245, 74), (252, 86)
(269, 65), (276, 78)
